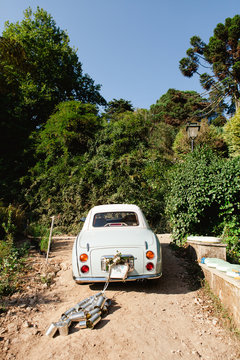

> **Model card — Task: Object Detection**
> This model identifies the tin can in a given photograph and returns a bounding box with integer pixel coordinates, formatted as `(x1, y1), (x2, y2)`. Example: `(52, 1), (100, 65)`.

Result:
(105, 298), (111, 308)
(57, 320), (70, 336)
(80, 298), (95, 310)
(94, 295), (106, 309)
(77, 320), (87, 329)
(93, 292), (103, 298)
(86, 307), (101, 320)
(69, 311), (86, 322)
(75, 298), (91, 311)
(101, 305), (108, 317)
(86, 313), (102, 329)
(83, 303), (96, 313)
(45, 322), (58, 337)
(61, 306), (76, 320)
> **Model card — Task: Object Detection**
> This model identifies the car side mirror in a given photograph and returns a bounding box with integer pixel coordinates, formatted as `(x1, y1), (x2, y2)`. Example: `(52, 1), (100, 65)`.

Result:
(80, 217), (86, 222)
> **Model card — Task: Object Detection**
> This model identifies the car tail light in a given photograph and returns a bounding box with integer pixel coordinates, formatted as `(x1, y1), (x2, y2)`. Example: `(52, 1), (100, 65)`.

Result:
(146, 251), (155, 259)
(80, 253), (88, 262)
(81, 265), (89, 273)
(146, 262), (154, 271)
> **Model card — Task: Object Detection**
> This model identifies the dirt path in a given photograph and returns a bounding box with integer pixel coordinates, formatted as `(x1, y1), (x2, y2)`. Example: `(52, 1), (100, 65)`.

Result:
(1, 234), (240, 360)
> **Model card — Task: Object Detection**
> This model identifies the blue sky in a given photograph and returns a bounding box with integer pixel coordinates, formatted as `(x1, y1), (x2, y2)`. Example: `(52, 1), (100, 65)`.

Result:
(0, 0), (240, 109)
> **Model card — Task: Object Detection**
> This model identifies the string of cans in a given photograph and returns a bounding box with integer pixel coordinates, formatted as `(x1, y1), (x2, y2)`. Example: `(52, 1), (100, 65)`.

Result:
(46, 292), (111, 337)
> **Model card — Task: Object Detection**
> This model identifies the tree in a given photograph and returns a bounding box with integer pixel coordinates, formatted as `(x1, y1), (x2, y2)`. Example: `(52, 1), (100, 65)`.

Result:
(150, 89), (210, 126)
(0, 7), (106, 202)
(0, 37), (33, 201)
(173, 119), (228, 158)
(104, 98), (134, 119)
(25, 109), (171, 232)
(224, 109), (240, 156)
(34, 101), (101, 159)
(23, 101), (101, 225)
(72, 110), (171, 231)
(2, 7), (106, 126)
(179, 15), (240, 112)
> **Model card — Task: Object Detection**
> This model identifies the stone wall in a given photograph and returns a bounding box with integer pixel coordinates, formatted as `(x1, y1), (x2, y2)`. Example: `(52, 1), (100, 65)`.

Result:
(200, 264), (240, 329)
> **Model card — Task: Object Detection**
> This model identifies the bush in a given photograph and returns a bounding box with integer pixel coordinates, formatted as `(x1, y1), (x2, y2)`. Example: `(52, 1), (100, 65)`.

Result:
(173, 119), (228, 158)
(221, 216), (240, 264)
(0, 204), (25, 240)
(25, 109), (172, 233)
(224, 109), (240, 157)
(0, 240), (29, 296)
(166, 148), (240, 263)
(27, 222), (50, 252)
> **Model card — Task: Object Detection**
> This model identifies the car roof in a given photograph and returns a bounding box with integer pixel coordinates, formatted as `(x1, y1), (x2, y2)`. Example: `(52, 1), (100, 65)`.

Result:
(91, 204), (140, 213)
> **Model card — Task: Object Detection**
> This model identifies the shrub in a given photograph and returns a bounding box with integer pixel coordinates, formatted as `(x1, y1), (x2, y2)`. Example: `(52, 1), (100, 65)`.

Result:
(224, 109), (240, 157)
(173, 119), (228, 158)
(27, 222), (50, 252)
(221, 216), (240, 264)
(0, 204), (25, 240)
(166, 148), (240, 263)
(0, 240), (29, 296)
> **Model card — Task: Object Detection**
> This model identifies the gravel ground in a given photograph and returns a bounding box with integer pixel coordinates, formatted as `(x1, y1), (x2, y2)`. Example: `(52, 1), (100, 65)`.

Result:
(0, 234), (239, 360)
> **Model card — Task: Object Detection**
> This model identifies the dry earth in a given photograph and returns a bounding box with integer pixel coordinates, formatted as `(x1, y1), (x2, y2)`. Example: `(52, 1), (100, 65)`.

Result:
(0, 234), (240, 360)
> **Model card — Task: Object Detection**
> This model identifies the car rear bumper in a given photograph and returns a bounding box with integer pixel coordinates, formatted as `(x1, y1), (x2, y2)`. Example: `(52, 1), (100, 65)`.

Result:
(73, 272), (162, 283)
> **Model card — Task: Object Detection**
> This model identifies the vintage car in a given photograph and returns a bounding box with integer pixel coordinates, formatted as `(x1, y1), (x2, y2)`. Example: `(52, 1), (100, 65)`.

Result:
(72, 204), (162, 283)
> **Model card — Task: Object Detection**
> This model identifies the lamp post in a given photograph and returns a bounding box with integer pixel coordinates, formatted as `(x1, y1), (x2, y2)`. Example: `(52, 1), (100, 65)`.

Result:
(186, 122), (201, 152)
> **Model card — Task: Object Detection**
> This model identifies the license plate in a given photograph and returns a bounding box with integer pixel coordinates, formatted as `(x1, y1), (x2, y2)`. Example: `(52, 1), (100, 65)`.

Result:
(101, 255), (134, 272)
(110, 264), (129, 279)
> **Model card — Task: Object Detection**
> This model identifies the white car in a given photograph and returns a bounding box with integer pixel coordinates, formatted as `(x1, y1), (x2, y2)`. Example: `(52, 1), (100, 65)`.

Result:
(72, 204), (162, 283)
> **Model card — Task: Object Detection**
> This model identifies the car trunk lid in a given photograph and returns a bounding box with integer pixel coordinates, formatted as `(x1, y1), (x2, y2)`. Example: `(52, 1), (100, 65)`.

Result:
(78, 228), (154, 277)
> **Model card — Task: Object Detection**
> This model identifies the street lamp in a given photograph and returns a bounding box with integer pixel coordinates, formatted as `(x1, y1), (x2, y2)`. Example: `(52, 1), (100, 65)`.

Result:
(186, 122), (201, 152)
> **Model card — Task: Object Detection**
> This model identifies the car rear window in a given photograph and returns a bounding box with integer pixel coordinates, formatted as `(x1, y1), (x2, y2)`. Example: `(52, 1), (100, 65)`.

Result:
(93, 212), (139, 227)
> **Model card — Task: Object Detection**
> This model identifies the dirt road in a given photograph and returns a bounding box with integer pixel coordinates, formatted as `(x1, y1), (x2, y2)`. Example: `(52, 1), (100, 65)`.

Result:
(1, 234), (239, 360)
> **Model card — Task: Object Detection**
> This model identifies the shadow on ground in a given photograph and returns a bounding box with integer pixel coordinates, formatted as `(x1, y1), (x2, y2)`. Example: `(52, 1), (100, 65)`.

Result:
(88, 243), (204, 295)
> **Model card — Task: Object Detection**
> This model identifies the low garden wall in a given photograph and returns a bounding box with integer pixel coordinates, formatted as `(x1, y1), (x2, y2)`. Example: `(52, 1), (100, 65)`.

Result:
(200, 263), (240, 329)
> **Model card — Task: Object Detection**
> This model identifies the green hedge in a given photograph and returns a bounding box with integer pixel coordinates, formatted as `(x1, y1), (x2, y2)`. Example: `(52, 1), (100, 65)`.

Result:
(166, 147), (240, 262)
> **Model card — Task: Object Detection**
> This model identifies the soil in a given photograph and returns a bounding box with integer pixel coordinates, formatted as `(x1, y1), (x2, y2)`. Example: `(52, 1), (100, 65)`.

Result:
(0, 234), (239, 360)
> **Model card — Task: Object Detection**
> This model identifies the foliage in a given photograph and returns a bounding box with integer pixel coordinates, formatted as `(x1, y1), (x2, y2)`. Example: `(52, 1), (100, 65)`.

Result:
(0, 7), (105, 203)
(0, 204), (25, 240)
(2, 7), (106, 118)
(166, 148), (240, 263)
(148, 120), (176, 161)
(78, 151), (170, 232)
(105, 98), (134, 119)
(33, 101), (101, 159)
(3, 7), (240, 252)
(150, 89), (210, 126)
(27, 222), (50, 252)
(0, 240), (29, 296)
(23, 101), (101, 230)
(223, 109), (240, 157)
(179, 15), (240, 112)
(0, 204), (28, 295)
(173, 119), (228, 158)
(221, 216), (240, 264)
(24, 109), (171, 232)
